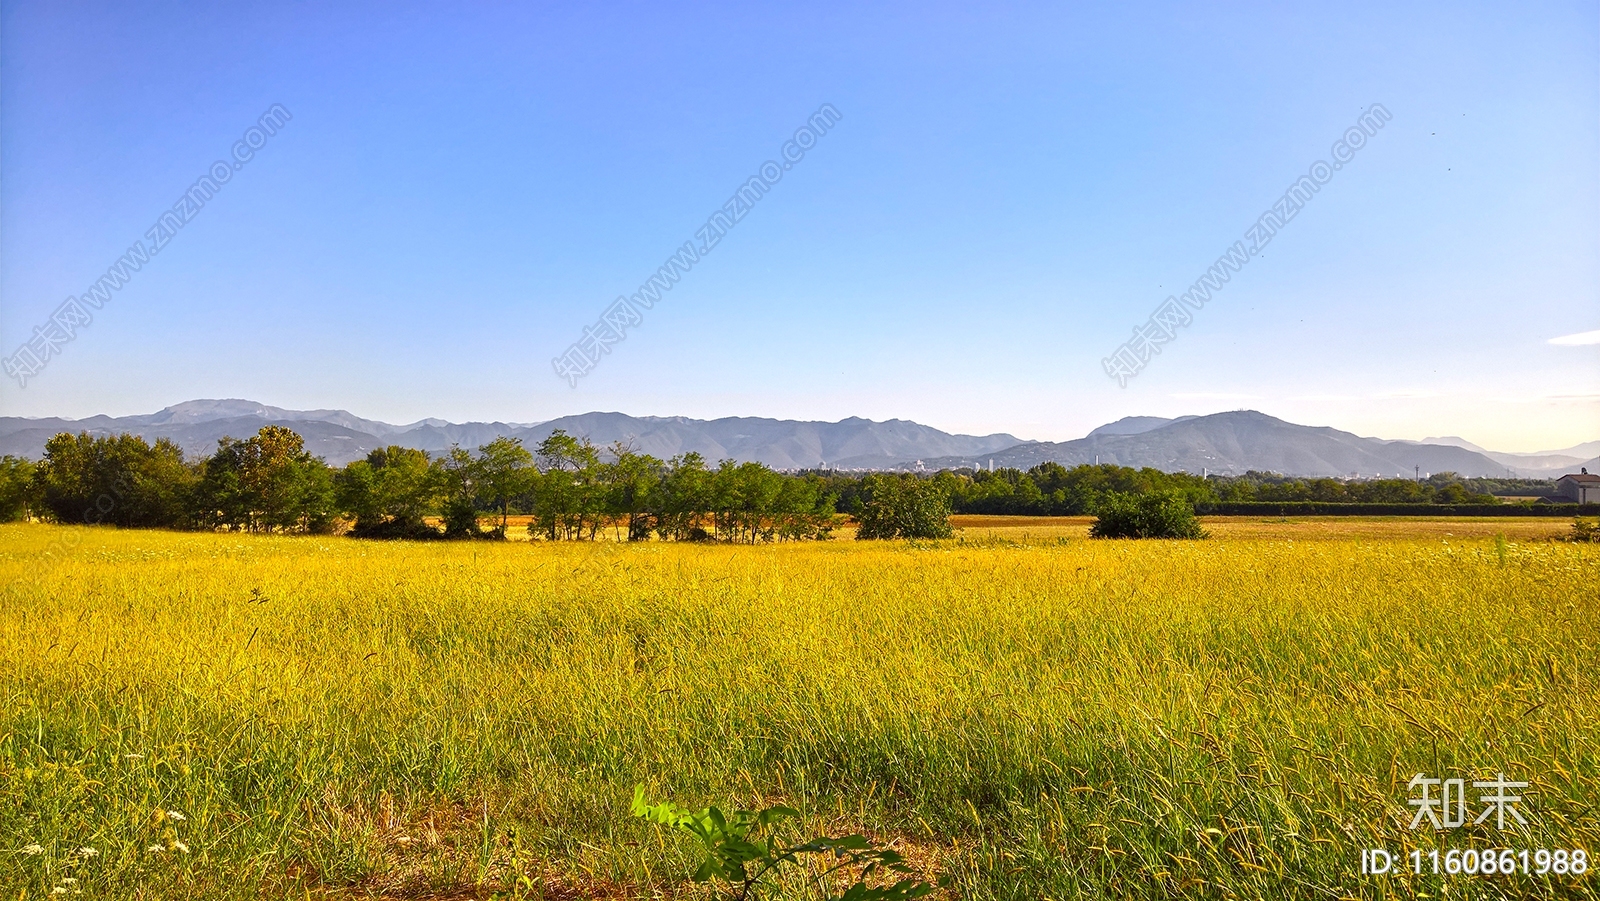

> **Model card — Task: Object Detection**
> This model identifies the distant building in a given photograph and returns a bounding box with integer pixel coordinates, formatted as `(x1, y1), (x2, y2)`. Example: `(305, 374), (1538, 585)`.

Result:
(1555, 470), (1600, 503)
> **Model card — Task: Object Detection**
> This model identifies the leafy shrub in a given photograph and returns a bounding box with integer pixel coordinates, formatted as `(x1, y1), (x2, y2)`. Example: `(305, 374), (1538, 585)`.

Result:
(345, 517), (442, 540)
(440, 497), (487, 539)
(1090, 489), (1206, 539)
(1572, 517), (1600, 542)
(632, 787), (942, 900)
(855, 475), (952, 540)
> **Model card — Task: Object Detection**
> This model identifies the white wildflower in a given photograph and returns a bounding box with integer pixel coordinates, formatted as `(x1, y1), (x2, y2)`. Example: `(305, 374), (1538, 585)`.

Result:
(51, 887), (67, 895)
(166, 810), (186, 822)
(170, 841), (189, 854)
(60, 878), (77, 885)
(21, 843), (45, 855)
(75, 847), (96, 858)
(146, 845), (165, 853)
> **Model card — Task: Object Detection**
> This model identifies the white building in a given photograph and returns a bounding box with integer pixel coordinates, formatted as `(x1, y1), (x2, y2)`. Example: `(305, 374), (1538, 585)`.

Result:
(1555, 470), (1600, 503)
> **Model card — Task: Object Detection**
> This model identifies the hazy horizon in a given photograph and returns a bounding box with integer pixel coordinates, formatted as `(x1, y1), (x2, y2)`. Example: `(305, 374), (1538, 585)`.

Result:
(5, 394), (1598, 457)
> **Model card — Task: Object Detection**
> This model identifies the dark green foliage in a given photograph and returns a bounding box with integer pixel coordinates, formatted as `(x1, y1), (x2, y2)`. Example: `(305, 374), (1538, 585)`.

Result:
(475, 436), (534, 538)
(521, 442), (835, 543)
(938, 463), (1508, 515)
(945, 463), (1216, 515)
(11, 425), (1562, 542)
(855, 474), (952, 540)
(1212, 470), (1502, 504)
(15, 426), (844, 543)
(0, 456), (37, 522)
(632, 787), (943, 901)
(438, 447), (486, 539)
(530, 430), (604, 540)
(36, 432), (197, 528)
(1196, 501), (1581, 516)
(652, 452), (713, 541)
(194, 426), (335, 533)
(1453, 476), (1556, 497)
(334, 445), (441, 538)
(1089, 489), (1206, 539)
(773, 474), (838, 541)
(1572, 517), (1600, 542)
(711, 461), (787, 543)
(604, 444), (659, 541)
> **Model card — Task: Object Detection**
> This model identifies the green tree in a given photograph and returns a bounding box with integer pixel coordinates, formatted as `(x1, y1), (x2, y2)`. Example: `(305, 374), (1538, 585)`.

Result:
(772, 473), (838, 541)
(603, 445), (662, 541)
(476, 436), (535, 538)
(855, 474), (952, 540)
(712, 461), (788, 543)
(0, 456), (38, 522)
(653, 452), (713, 541)
(36, 432), (195, 528)
(199, 426), (334, 533)
(531, 430), (602, 540)
(334, 445), (440, 538)
(438, 446), (486, 539)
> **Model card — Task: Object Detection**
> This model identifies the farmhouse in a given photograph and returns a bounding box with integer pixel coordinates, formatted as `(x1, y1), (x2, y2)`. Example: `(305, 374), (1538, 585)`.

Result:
(1555, 470), (1600, 503)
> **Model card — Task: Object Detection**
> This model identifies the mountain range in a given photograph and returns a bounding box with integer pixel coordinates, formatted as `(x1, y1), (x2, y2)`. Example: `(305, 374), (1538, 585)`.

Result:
(0, 400), (1593, 478)
(917, 412), (1596, 478)
(0, 400), (1022, 471)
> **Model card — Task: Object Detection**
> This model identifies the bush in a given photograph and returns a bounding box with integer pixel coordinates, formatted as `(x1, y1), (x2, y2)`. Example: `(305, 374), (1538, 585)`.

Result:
(1090, 490), (1206, 539)
(346, 517), (442, 540)
(855, 474), (952, 540)
(441, 497), (487, 539)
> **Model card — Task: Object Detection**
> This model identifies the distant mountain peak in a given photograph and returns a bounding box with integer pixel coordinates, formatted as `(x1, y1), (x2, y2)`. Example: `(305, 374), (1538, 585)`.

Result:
(1085, 414), (1200, 438)
(1419, 435), (1492, 454)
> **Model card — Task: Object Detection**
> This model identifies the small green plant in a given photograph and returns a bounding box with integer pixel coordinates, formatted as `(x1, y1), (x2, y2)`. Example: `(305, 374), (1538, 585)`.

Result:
(1571, 517), (1600, 542)
(1089, 490), (1206, 539)
(631, 786), (944, 900)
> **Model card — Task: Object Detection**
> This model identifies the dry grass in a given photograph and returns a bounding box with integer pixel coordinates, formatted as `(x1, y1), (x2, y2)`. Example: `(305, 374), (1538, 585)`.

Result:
(950, 514), (1576, 542)
(2, 520), (1596, 900)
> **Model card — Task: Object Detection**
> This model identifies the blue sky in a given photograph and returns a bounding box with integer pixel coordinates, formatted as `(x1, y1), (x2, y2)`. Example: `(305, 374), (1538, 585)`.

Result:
(2, 1), (1596, 451)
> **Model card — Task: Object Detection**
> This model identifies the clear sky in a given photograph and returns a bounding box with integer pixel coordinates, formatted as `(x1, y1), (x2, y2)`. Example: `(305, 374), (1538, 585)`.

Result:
(2, 1), (1596, 452)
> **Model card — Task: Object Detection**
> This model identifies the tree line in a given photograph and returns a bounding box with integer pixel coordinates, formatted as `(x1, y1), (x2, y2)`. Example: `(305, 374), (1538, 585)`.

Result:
(0, 428), (1521, 541)
(919, 463), (1503, 515)
(0, 427), (864, 541)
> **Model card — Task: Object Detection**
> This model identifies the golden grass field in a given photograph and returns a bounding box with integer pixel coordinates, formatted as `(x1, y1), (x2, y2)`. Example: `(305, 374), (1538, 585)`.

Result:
(1, 518), (1596, 900)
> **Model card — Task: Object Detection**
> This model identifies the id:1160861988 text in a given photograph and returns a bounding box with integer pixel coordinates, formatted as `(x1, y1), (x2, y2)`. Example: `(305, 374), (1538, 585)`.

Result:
(1360, 848), (1587, 877)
